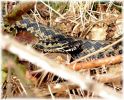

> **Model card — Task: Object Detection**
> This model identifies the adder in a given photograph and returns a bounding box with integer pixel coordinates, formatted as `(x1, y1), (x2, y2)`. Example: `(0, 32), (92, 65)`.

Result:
(2, 17), (122, 61)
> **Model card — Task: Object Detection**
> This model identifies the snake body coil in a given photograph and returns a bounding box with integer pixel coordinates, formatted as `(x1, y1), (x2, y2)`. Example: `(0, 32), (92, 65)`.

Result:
(3, 18), (122, 60)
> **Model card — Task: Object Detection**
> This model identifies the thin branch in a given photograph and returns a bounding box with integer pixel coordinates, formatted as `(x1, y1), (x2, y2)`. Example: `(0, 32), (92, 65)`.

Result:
(1, 35), (89, 90)
(40, 1), (78, 24)
(94, 73), (122, 83)
(67, 55), (122, 71)
(31, 82), (79, 97)
(48, 85), (55, 99)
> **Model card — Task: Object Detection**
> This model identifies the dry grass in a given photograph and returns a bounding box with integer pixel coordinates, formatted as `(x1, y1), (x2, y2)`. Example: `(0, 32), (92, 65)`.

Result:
(1, 1), (123, 99)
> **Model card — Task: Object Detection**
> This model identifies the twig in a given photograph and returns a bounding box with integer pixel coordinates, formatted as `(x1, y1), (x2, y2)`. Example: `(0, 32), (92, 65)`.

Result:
(48, 85), (55, 99)
(71, 37), (123, 64)
(94, 73), (122, 83)
(40, 1), (78, 24)
(1, 35), (122, 99)
(32, 82), (79, 97)
(1, 35), (89, 90)
(67, 55), (122, 71)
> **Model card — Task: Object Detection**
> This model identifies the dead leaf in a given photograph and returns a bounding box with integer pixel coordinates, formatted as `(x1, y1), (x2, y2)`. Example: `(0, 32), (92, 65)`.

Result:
(89, 25), (107, 40)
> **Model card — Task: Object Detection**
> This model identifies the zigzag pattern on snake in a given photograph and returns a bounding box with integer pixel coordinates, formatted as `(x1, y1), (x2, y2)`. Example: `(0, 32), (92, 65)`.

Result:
(3, 18), (122, 60)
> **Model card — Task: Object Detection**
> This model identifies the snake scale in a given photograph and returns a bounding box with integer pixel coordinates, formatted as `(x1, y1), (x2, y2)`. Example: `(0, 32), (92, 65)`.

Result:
(3, 17), (122, 60)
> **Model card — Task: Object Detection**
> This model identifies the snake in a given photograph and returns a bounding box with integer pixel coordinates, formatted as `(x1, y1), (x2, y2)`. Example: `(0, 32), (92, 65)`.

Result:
(2, 17), (122, 60)
(2, 4), (123, 97)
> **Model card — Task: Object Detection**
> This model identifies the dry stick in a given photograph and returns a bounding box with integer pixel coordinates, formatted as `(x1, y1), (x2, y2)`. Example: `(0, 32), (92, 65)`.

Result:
(32, 82), (79, 97)
(67, 55), (122, 71)
(2, 35), (88, 90)
(1, 35), (122, 99)
(71, 37), (123, 64)
(95, 73), (122, 83)
(40, 1), (78, 24)
(48, 85), (55, 99)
